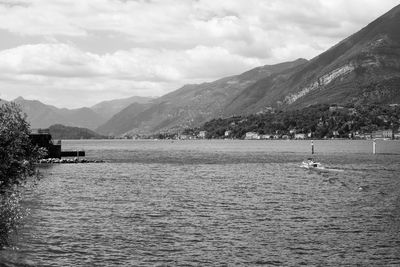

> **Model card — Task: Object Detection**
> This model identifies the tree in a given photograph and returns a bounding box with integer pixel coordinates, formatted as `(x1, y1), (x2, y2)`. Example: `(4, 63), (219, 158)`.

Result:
(0, 103), (39, 190)
(0, 103), (39, 248)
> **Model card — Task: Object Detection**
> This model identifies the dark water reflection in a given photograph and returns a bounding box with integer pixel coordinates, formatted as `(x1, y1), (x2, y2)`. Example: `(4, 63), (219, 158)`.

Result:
(2, 140), (400, 266)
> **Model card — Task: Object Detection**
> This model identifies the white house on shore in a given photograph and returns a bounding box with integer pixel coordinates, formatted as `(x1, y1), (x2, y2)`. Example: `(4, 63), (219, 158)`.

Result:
(198, 131), (207, 139)
(245, 132), (260, 140)
(372, 129), (393, 139)
(260, 134), (272, 139)
(294, 133), (306, 139)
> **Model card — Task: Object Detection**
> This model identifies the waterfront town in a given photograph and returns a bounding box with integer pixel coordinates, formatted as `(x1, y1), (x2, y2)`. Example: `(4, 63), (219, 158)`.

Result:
(119, 104), (400, 141)
(121, 128), (399, 141)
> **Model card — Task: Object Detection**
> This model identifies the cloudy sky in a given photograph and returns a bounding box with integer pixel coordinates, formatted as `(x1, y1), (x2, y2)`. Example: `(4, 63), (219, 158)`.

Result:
(0, 0), (398, 108)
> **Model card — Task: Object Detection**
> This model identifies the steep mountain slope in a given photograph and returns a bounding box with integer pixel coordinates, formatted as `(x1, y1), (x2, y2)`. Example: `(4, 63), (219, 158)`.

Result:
(96, 102), (152, 136)
(225, 4), (400, 114)
(97, 59), (308, 135)
(90, 96), (153, 120)
(14, 97), (105, 130)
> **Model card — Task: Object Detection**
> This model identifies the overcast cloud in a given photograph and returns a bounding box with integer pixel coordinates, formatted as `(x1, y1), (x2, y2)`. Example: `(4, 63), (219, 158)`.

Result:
(0, 0), (398, 108)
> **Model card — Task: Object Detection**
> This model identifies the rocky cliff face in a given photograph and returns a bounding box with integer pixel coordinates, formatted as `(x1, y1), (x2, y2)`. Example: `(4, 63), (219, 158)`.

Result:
(283, 63), (356, 105)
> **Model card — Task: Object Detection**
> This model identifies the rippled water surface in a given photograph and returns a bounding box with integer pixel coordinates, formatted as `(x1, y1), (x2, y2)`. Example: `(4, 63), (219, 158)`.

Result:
(2, 140), (400, 266)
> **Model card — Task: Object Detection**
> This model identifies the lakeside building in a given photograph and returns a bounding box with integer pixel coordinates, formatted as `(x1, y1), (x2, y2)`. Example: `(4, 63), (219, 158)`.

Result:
(353, 131), (370, 139)
(260, 134), (272, 139)
(372, 129), (393, 139)
(29, 128), (85, 158)
(198, 131), (207, 139)
(294, 133), (306, 139)
(245, 132), (260, 140)
(332, 131), (340, 137)
(29, 129), (61, 158)
(178, 134), (190, 140)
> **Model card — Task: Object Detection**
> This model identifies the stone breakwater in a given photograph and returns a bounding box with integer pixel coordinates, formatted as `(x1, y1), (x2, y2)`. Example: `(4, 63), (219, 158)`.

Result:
(38, 158), (105, 164)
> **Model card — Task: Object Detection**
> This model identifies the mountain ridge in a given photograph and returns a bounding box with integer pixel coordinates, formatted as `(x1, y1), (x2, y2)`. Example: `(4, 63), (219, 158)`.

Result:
(11, 95), (153, 130)
(13, 97), (105, 130)
(6, 4), (400, 136)
(96, 58), (308, 135)
(223, 4), (400, 113)
(98, 4), (400, 136)
(91, 96), (153, 120)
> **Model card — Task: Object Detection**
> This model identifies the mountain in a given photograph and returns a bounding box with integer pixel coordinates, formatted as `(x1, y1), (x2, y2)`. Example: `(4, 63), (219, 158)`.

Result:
(224, 4), (400, 113)
(97, 59), (308, 135)
(11, 95), (153, 130)
(98, 4), (400, 136)
(14, 97), (105, 130)
(90, 96), (153, 120)
(49, 124), (106, 140)
(12, 4), (399, 136)
(96, 102), (152, 136)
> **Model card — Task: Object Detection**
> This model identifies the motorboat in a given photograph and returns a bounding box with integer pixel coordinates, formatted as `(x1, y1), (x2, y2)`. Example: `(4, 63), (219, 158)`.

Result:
(301, 158), (324, 169)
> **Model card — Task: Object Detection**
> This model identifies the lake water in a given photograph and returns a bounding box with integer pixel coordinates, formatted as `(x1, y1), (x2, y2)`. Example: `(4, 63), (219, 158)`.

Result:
(2, 140), (400, 266)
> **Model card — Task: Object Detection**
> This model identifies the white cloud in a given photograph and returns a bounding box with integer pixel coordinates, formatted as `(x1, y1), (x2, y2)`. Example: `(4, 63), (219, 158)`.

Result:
(0, 0), (398, 107)
(0, 43), (103, 77)
(0, 43), (261, 107)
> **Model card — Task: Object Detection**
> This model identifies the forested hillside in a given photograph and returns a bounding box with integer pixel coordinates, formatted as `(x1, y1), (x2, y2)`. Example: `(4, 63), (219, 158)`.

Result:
(198, 104), (400, 139)
(49, 124), (106, 140)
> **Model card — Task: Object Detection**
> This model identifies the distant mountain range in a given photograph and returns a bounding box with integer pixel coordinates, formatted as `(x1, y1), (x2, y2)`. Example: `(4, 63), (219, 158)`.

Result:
(4, 4), (400, 136)
(97, 4), (400, 135)
(13, 97), (104, 130)
(95, 59), (307, 135)
(7, 96), (153, 130)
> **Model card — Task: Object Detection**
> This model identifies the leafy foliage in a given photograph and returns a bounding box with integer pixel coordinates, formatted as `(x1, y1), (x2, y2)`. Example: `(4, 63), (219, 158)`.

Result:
(0, 191), (24, 248)
(0, 103), (39, 189)
(200, 104), (400, 139)
(0, 103), (39, 248)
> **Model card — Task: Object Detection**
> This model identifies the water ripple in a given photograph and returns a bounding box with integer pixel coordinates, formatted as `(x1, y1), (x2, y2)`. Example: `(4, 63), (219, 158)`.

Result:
(1, 140), (399, 266)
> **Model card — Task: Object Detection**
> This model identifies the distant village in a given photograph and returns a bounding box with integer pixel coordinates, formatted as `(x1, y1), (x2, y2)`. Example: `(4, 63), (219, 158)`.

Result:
(120, 128), (399, 141)
(119, 104), (400, 141)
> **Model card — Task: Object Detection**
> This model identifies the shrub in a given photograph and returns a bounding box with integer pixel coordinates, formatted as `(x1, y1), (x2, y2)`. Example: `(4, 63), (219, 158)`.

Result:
(0, 103), (39, 248)
(0, 191), (24, 248)
(0, 103), (39, 190)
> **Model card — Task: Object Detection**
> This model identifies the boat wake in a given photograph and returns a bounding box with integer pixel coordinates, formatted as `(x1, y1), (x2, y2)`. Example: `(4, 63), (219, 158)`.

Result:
(300, 158), (344, 173)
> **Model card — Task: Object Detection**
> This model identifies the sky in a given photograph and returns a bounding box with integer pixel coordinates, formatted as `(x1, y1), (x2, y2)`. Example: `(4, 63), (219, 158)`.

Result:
(0, 0), (398, 108)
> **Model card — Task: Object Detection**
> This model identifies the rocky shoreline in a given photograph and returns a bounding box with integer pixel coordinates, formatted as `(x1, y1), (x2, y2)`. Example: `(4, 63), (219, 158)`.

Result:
(38, 158), (105, 164)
